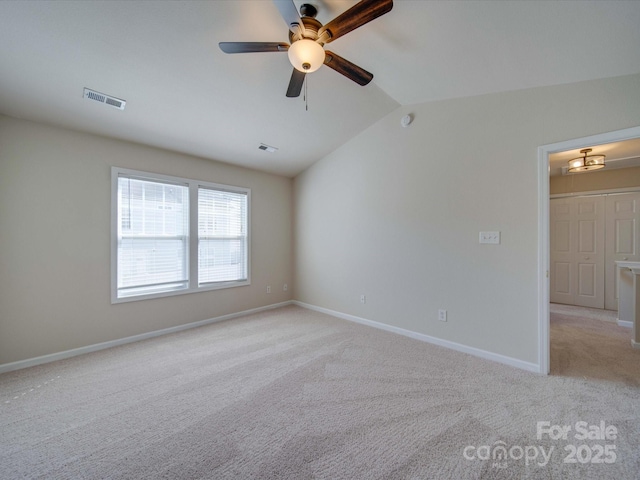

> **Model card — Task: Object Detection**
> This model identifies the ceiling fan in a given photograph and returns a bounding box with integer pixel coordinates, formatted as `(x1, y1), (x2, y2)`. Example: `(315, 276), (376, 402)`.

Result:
(219, 0), (393, 97)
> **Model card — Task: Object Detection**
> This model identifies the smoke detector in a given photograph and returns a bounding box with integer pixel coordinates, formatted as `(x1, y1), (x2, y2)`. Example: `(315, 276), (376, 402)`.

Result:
(83, 88), (126, 110)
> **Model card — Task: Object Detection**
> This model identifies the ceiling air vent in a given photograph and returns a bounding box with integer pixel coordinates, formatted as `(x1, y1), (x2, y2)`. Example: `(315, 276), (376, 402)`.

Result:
(258, 143), (278, 153)
(83, 88), (126, 110)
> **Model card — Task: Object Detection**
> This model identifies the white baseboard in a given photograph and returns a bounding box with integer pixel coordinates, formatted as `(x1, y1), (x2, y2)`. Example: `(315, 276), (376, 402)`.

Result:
(0, 301), (293, 374)
(617, 319), (633, 328)
(293, 301), (541, 374)
(2, 300), (541, 375)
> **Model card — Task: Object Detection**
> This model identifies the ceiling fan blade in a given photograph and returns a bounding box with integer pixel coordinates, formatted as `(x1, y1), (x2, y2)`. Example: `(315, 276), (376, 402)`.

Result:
(219, 42), (289, 54)
(273, 0), (304, 35)
(286, 68), (306, 97)
(318, 0), (393, 44)
(323, 51), (373, 86)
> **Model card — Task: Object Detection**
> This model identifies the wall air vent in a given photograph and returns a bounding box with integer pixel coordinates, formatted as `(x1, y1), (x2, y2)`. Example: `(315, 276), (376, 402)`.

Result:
(258, 143), (278, 153)
(83, 88), (126, 110)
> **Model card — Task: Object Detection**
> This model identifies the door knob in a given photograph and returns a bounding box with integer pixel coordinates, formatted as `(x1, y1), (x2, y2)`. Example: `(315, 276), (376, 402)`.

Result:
(584, 256), (590, 260)
(624, 257), (628, 261)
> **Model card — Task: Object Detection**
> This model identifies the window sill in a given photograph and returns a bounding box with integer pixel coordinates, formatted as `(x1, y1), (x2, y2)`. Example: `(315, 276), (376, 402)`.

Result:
(111, 279), (251, 304)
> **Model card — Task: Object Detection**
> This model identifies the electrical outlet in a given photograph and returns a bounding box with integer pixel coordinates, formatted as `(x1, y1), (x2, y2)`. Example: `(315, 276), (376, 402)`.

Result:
(360, 294), (366, 304)
(266, 285), (271, 294)
(283, 284), (288, 291)
(438, 309), (447, 322)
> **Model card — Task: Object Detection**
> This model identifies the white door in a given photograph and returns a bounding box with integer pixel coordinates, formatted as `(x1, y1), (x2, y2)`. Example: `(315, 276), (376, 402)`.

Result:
(574, 196), (605, 308)
(550, 196), (605, 308)
(604, 193), (640, 310)
(550, 198), (574, 305)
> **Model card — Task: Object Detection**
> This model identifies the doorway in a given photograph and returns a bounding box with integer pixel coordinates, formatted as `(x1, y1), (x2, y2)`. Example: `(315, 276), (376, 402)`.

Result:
(538, 126), (640, 374)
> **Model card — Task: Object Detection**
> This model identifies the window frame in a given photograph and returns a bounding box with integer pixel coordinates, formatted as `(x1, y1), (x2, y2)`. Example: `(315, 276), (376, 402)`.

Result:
(111, 167), (251, 304)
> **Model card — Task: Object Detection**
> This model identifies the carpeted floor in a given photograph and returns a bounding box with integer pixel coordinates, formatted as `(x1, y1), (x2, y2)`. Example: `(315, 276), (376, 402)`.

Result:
(549, 303), (619, 324)
(550, 303), (638, 384)
(1, 304), (639, 479)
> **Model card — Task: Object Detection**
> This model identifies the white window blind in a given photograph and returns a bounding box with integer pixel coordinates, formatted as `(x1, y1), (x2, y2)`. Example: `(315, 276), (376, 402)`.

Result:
(198, 188), (248, 285)
(112, 167), (250, 303)
(117, 176), (189, 298)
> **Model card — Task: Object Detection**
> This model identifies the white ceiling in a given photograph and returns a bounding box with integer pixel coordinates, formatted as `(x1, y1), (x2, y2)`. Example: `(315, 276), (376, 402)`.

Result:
(1, 0), (640, 177)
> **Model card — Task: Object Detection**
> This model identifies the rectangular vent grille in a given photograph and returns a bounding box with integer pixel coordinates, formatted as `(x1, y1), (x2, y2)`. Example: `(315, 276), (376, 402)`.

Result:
(258, 143), (278, 153)
(83, 88), (126, 110)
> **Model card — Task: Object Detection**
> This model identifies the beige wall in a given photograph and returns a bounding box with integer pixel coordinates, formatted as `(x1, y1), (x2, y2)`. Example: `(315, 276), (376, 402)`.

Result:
(3, 73), (640, 370)
(0, 116), (293, 365)
(294, 73), (640, 366)
(550, 166), (640, 195)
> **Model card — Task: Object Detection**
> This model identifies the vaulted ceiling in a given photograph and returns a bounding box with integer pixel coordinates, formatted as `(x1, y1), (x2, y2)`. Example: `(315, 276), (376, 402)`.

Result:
(1, 1), (639, 177)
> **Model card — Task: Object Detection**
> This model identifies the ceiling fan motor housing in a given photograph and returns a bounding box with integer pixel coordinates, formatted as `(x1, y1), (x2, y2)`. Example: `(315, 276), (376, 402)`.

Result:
(289, 15), (323, 44)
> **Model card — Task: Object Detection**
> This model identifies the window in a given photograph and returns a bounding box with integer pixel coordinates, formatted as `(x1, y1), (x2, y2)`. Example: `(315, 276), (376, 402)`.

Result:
(111, 168), (250, 303)
(198, 188), (248, 286)
(117, 176), (189, 298)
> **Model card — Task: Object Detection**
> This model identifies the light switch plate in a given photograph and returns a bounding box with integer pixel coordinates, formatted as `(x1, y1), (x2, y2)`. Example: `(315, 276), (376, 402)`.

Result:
(479, 231), (500, 244)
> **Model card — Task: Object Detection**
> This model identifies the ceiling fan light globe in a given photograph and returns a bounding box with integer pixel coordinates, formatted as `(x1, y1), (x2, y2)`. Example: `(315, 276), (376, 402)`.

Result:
(288, 39), (324, 73)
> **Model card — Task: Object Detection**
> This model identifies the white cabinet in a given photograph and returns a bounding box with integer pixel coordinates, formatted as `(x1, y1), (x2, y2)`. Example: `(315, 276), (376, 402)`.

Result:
(614, 261), (640, 348)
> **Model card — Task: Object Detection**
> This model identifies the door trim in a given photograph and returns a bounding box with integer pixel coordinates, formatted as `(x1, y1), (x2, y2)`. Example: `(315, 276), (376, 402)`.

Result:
(538, 126), (640, 374)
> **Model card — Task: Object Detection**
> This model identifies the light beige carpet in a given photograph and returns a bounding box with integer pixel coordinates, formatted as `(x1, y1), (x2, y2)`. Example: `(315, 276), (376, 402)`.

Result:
(1, 305), (639, 479)
(549, 303), (618, 324)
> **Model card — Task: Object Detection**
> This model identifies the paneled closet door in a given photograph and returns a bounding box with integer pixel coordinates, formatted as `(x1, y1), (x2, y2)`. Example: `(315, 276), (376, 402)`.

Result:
(605, 193), (640, 310)
(574, 196), (605, 308)
(550, 198), (574, 305)
(550, 196), (605, 308)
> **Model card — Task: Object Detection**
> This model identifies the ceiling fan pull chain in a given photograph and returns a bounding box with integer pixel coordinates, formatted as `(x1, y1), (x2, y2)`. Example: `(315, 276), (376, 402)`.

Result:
(304, 75), (308, 111)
